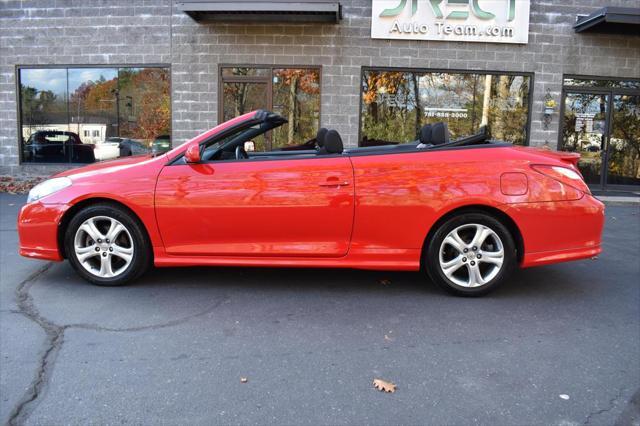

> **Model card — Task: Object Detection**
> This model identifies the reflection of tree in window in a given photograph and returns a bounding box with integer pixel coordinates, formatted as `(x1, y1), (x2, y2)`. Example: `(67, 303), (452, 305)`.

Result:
(20, 68), (69, 141)
(360, 69), (531, 146)
(221, 67), (321, 151)
(272, 69), (320, 147)
(20, 66), (170, 163)
(361, 71), (417, 144)
(20, 86), (64, 131)
(118, 68), (170, 141)
(609, 95), (640, 185)
(223, 83), (267, 120)
(69, 72), (118, 139)
(487, 75), (530, 145)
(561, 93), (607, 184)
(418, 73), (479, 139)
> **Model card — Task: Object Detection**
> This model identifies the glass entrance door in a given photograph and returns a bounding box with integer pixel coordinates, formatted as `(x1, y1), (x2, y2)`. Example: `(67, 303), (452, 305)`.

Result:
(607, 95), (640, 186)
(560, 77), (640, 189)
(561, 92), (609, 186)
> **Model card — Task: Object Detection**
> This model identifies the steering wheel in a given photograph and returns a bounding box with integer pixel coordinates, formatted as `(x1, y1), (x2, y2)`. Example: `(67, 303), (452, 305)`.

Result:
(235, 145), (249, 160)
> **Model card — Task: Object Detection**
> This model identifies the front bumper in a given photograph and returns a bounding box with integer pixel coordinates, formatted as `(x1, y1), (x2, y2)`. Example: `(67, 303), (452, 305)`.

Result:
(18, 202), (69, 261)
(504, 194), (605, 268)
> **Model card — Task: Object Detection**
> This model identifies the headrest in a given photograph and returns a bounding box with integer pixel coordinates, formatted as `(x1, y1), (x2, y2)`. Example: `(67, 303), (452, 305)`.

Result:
(316, 127), (328, 147)
(323, 130), (343, 154)
(419, 124), (432, 144)
(431, 122), (450, 145)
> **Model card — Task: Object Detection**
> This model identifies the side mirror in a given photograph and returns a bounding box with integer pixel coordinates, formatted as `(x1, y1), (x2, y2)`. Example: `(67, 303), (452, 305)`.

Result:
(184, 142), (201, 164)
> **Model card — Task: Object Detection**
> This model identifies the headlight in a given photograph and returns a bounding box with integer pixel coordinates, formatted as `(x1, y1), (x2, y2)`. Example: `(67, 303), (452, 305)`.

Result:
(27, 177), (72, 203)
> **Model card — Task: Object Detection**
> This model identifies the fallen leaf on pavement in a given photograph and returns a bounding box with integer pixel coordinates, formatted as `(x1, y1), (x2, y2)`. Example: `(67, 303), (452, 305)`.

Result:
(384, 333), (394, 341)
(559, 394), (570, 400)
(240, 377), (248, 383)
(378, 279), (392, 286)
(373, 378), (396, 393)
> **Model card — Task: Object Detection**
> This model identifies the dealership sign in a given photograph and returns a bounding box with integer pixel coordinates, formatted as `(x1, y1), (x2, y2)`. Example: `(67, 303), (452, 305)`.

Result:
(371, 0), (530, 44)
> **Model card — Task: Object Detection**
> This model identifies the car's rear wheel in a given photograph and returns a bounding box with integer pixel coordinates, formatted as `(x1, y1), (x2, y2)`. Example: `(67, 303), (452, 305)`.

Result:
(425, 212), (516, 296)
(64, 204), (151, 286)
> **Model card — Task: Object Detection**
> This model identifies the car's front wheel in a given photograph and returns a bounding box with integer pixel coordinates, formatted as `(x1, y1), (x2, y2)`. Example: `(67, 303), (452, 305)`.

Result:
(64, 203), (151, 286)
(425, 212), (516, 296)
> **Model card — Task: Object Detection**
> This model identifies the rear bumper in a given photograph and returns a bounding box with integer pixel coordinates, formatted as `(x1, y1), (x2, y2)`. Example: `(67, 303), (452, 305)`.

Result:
(503, 194), (605, 268)
(18, 202), (68, 261)
(522, 245), (601, 267)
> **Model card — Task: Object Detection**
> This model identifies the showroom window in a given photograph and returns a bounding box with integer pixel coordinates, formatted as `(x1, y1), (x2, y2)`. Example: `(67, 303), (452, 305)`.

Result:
(359, 68), (533, 146)
(18, 65), (170, 164)
(220, 66), (321, 151)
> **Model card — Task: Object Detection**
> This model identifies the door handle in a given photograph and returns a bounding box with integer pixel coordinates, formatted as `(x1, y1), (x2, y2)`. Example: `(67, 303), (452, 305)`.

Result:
(319, 176), (350, 187)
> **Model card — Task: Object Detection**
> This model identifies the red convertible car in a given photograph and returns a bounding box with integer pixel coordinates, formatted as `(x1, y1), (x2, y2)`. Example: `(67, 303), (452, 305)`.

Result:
(18, 110), (604, 296)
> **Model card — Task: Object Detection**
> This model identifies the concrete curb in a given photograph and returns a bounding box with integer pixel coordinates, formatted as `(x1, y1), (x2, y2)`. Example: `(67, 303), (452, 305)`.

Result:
(596, 196), (640, 206)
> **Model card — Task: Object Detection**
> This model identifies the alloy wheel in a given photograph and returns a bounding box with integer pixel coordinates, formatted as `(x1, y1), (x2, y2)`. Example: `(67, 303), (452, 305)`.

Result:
(438, 223), (504, 288)
(73, 216), (134, 278)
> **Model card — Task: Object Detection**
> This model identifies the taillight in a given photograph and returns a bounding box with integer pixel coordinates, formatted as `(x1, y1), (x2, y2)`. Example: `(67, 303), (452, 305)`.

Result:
(531, 164), (591, 195)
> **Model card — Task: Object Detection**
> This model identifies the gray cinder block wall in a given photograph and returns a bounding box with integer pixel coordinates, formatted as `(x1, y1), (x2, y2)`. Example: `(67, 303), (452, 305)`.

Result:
(0, 0), (172, 177)
(1, 0), (639, 177)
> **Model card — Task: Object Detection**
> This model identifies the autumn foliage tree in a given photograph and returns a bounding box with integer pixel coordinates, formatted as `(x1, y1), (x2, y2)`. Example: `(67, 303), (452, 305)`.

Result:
(361, 71), (417, 143)
(69, 68), (170, 143)
(122, 68), (171, 140)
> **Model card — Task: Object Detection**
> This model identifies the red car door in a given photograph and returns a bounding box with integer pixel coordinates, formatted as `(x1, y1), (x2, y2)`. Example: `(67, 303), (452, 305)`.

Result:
(155, 157), (354, 257)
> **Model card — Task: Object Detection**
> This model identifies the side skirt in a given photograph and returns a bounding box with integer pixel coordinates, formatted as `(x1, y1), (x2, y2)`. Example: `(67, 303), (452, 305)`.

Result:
(153, 248), (421, 271)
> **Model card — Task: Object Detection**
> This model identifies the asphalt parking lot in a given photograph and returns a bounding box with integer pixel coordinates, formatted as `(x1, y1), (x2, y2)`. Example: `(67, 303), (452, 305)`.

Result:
(1, 193), (639, 425)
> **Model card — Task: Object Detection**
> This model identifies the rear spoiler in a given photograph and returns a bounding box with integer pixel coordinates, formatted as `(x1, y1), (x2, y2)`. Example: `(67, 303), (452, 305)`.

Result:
(528, 149), (581, 168)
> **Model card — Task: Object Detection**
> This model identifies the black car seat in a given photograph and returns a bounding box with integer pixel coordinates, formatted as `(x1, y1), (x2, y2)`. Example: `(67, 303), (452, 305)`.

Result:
(419, 124), (432, 144)
(431, 122), (450, 145)
(316, 127), (328, 149)
(320, 130), (344, 154)
(416, 124), (433, 148)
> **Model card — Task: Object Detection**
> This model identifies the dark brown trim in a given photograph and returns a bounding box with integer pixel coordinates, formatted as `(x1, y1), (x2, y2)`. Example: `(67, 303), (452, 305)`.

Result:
(562, 74), (640, 94)
(176, 0), (342, 23)
(574, 7), (640, 34)
(357, 66), (535, 147)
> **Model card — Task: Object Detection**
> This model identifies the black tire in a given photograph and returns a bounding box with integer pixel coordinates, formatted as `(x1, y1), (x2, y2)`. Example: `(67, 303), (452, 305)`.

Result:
(64, 203), (151, 286)
(424, 211), (516, 296)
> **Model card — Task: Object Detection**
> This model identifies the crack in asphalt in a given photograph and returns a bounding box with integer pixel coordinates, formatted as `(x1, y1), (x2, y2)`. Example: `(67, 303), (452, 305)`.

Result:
(6, 263), (229, 426)
(584, 387), (625, 425)
(7, 263), (60, 426)
(614, 387), (640, 426)
(65, 295), (229, 333)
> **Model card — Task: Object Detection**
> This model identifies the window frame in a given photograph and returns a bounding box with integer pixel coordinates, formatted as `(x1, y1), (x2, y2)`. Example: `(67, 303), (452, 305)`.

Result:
(15, 63), (171, 165)
(562, 74), (640, 92)
(357, 66), (535, 147)
(218, 64), (322, 151)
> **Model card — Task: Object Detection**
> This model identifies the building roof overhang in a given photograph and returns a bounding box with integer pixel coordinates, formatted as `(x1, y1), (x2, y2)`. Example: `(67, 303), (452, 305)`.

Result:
(176, 0), (342, 23)
(574, 7), (640, 34)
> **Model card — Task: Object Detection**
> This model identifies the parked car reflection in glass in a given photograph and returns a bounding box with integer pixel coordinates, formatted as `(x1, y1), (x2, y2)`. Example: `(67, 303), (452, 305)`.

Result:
(93, 138), (120, 161)
(106, 137), (151, 157)
(23, 131), (95, 163)
(151, 134), (171, 155)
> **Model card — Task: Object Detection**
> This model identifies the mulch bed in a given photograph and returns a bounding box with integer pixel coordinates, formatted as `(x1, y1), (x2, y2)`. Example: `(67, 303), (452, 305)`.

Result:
(0, 176), (47, 194)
